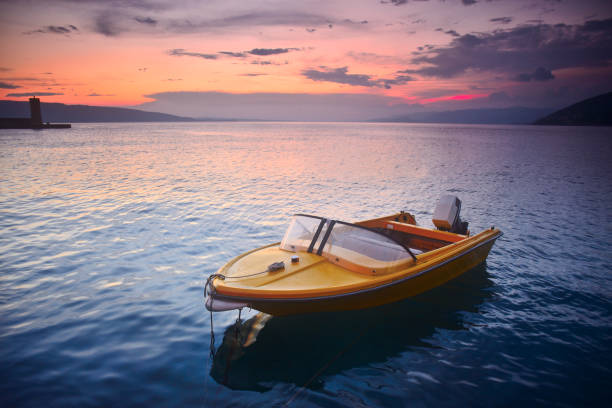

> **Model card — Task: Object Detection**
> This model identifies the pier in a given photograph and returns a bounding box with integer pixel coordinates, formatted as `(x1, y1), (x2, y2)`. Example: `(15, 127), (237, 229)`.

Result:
(0, 97), (71, 129)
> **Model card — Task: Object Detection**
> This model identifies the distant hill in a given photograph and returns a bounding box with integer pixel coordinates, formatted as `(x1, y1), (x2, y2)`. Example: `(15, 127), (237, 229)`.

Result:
(372, 107), (554, 125)
(534, 92), (612, 126)
(0, 100), (196, 123)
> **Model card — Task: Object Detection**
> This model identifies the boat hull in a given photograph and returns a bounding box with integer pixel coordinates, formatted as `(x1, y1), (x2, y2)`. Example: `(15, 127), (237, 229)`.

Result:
(208, 233), (499, 315)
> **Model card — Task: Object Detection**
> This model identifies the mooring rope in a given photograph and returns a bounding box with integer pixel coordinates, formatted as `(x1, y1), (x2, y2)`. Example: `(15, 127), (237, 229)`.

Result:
(205, 263), (281, 359)
(283, 327), (368, 407)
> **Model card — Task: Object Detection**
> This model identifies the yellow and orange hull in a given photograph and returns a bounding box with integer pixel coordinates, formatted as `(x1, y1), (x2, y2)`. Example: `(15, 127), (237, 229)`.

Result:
(207, 215), (502, 315)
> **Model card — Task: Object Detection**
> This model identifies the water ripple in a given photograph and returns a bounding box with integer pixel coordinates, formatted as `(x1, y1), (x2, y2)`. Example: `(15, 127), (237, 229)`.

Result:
(1, 122), (611, 407)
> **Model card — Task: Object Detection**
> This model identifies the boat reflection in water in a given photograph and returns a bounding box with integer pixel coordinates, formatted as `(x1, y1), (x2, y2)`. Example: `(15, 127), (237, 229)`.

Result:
(210, 262), (493, 391)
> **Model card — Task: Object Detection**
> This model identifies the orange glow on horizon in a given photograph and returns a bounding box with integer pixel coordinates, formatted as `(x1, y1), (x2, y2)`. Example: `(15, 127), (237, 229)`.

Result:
(2, 0), (610, 116)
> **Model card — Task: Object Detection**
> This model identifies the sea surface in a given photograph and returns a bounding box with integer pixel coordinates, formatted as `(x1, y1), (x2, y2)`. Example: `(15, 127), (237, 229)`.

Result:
(0, 122), (610, 407)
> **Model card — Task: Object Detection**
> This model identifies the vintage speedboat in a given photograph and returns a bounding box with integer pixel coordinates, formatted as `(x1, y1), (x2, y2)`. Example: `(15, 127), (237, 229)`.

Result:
(205, 195), (502, 315)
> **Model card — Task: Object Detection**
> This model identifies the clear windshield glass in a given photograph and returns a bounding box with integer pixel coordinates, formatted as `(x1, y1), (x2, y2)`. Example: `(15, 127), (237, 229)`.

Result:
(280, 215), (411, 267)
(280, 215), (326, 252)
(320, 222), (410, 263)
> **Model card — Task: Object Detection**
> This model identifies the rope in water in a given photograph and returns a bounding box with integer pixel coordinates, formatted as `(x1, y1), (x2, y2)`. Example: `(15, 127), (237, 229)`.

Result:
(205, 274), (226, 359)
(283, 327), (367, 407)
(205, 264), (281, 359)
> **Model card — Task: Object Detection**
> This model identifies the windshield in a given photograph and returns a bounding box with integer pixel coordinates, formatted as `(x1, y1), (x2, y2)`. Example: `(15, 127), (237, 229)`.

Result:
(280, 215), (327, 253)
(321, 222), (410, 262)
(280, 215), (411, 268)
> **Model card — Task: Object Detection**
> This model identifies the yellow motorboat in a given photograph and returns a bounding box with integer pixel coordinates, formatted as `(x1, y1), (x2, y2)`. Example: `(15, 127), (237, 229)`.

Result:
(205, 195), (502, 316)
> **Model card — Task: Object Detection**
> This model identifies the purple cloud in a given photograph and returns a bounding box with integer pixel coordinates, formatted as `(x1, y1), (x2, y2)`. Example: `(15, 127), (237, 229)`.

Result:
(134, 16), (157, 25)
(302, 66), (413, 88)
(490, 17), (512, 24)
(0, 82), (21, 89)
(7, 92), (63, 97)
(248, 48), (299, 56)
(167, 48), (217, 59)
(514, 67), (555, 82)
(24, 25), (79, 35)
(403, 19), (612, 79)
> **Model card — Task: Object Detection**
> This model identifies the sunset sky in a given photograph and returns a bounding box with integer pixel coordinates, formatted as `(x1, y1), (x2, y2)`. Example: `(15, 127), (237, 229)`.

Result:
(1, 0), (611, 120)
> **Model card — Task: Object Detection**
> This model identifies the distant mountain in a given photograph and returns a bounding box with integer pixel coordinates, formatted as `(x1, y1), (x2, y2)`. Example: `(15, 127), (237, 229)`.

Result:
(533, 92), (612, 126)
(0, 100), (196, 123)
(372, 107), (554, 125)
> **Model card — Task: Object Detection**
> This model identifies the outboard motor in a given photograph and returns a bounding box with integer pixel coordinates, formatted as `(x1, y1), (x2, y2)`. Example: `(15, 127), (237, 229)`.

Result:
(432, 195), (469, 234)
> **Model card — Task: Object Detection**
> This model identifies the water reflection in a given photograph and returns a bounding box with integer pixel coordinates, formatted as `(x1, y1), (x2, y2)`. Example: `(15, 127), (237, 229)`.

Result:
(210, 263), (493, 391)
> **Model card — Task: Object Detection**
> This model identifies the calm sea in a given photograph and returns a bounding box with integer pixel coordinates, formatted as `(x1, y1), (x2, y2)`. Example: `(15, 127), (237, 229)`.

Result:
(1, 122), (611, 407)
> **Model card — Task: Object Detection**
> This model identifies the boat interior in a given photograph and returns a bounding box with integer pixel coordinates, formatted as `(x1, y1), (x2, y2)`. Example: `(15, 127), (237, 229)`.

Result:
(278, 213), (468, 276)
(357, 213), (466, 252)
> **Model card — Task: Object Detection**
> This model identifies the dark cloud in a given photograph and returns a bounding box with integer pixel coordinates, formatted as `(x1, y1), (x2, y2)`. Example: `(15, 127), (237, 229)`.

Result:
(0, 77), (43, 82)
(94, 12), (121, 36)
(490, 17), (512, 24)
(388, 0), (408, 5)
(0, 76), (55, 84)
(403, 19), (612, 79)
(240, 73), (267, 77)
(90, 6), (162, 35)
(302, 66), (380, 87)
(167, 48), (217, 60)
(37, 7), (369, 37)
(167, 48), (300, 61)
(7, 92), (63, 97)
(24, 25), (79, 35)
(387, 0), (475, 5)
(0, 82), (21, 89)
(251, 60), (287, 65)
(302, 66), (412, 88)
(166, 12), (333, 33)
(55, 0), (167, 10)
(306, 28), (316, 33)
(382, 75), (414, 89)
(582, 18), (612, 32)
(347, 51), (410, 65)
(436, 28), (460, 37)
(46, 26), (73, 34)
(156, 11), (374, 35)
(134, 16), (157, 25)
(0, 68), (12, 72)
(247, 48), (298, 56)
(219, 51), (247, 58)
(415, 44), (435, 52)
(514, 67), (555, 82)
(343, 19), (368, 25)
